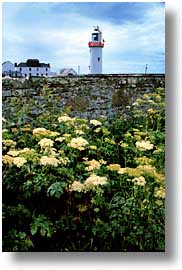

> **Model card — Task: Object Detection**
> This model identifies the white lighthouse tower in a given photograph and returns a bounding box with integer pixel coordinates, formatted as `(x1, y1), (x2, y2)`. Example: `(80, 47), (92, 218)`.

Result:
(88, 26), (104, 74)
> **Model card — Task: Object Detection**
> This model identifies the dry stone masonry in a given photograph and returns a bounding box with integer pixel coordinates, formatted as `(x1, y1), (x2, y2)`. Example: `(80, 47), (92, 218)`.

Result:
(2, 74), (165, 121)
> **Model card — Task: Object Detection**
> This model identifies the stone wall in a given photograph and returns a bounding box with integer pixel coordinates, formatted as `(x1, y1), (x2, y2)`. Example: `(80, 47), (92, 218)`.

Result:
(2, 74), (165, 120)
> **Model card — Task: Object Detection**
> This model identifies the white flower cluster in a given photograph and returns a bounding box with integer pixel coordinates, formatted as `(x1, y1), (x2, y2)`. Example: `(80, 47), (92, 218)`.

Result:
(84, 174), (107, 189)
(2, 139), (16, 148)
(38, 138), (54, 149)
(132, 176), (146, 186)
(90, 119), (102, 126)
(39, 156), (60, 167)
(154, 186), (165, 199)
(136, 140), (154, 151)
(13, 157), (27, 168)
(33, 128), (59, 137)
(69, 174), (107, 192)
(84, 159), (101, 171)
(59, 157), (70, 166)
(68, 137), (88, 151)
(58, 115), (75, 124)
(107, 164), (126, 174)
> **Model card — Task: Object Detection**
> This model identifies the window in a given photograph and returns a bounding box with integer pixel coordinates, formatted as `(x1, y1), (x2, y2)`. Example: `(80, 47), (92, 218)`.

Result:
(29, 68), (31, 71)
(19, 67), (22, 71)
(45, 73), (48, 76)
(29, 73), (31, 77)
(93, 33), (98, 41)
(46, 68), (48, 71)
(37, 68), (39, 71)
(41, 74), (43, 76)
(25, 74), (27, 77)
(36, 73), (39, 76)
(98, 57), (100, 61)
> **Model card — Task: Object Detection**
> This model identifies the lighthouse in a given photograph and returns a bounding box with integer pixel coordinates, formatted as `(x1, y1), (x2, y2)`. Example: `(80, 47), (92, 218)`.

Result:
(88, 26), (104, 74)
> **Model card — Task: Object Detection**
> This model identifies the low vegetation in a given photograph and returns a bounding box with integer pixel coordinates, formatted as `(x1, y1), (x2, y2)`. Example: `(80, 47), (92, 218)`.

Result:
(2, 87), (165, 251)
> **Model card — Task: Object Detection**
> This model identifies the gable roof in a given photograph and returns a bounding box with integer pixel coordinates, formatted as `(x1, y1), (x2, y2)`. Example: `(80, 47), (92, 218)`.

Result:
(2, 61), (13, 66)
(60, 68), (77, 76)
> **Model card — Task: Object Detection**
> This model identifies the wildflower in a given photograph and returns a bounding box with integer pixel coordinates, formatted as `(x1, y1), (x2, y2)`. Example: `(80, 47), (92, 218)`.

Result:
(154, 186), (165, 199)
(147, 108), (156, 114)
(55, 137), (65, 143)
(75, 129), (85, 135)
(33, 128), (59, 137)
(135, 98), (143, 104)
(155, 94), (161, 101)
(132, 176), (146, 186)
(19, 148), (35, 154)
(2, 129), (8, 133)
(118, 168), (126, 174)
(33, 128), (47, 136)
(90, 119), (102, 126)
(132, 102), (139, 106)
(143, 94), (150, 100)
(49, 148), (58, 157)
(107, 164), (121, 171)
(13, 157), (27, 168)
(84, 174), (107, 189)
(2, 139), (16, 148)
(7, 150), (20, 157)
(94, 127), (102, 133)
(104, 138), (116, 145)
(82, 157), (88, 161)
(99, 159), (107, 165)
(69, 181), (85, 192)
(136, 140), (154, 151)
(38, 138), (54, 149)
(90, 145), (97, 150)
(48, 131), (60, 137)
(58, 150), (64, 155)
(20, 127), (31, 132)
(40, 156), (60, 167)
(135, 156), (152, 165)
(102, 127), (110, 135)
(2, 155), (14, 165)
(119, 141), (128, 148)
(59, 157), (70, 166)
(68, 137), (88, 151)
(11, 128), (18, 133)
(80, 124), (89, 130)
(58, 115), (75, 124)
(84, 159), (101, 171)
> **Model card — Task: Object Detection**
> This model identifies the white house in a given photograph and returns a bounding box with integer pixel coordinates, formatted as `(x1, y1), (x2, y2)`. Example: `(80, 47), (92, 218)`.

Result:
(14, 59), (51, 77)
(59, 68), (77, 76)
(2, 61), (14, 76)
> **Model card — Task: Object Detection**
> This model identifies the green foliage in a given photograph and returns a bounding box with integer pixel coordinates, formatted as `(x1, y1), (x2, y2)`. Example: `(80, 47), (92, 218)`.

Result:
(2, 87), (165, 251)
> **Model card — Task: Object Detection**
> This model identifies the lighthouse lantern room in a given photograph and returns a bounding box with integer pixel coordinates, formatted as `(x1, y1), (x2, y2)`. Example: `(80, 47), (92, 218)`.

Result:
(88, 26), (104, 74)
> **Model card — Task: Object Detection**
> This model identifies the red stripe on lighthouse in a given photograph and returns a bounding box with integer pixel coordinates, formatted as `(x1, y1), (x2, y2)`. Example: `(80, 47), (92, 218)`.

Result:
(88, 42), (104, 48)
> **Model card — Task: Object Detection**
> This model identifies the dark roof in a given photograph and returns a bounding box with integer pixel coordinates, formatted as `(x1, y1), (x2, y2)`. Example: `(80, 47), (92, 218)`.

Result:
(17, 59), (50, 68)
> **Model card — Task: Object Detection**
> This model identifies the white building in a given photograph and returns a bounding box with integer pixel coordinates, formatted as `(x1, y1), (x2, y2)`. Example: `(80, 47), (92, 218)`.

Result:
(14, 59), (51, 77)
(88, 26), (104, 74)
(59, 68), (77, 76)
(2, 61), (14, 76)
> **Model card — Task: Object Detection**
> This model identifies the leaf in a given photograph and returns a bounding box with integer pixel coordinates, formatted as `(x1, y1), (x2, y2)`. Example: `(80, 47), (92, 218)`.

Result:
(47, 182), (66, 199)
(30, 225), (37, 236)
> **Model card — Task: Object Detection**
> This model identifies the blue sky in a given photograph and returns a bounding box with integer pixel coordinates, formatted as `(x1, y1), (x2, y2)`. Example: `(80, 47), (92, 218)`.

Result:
(2, 2), (165, 74)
